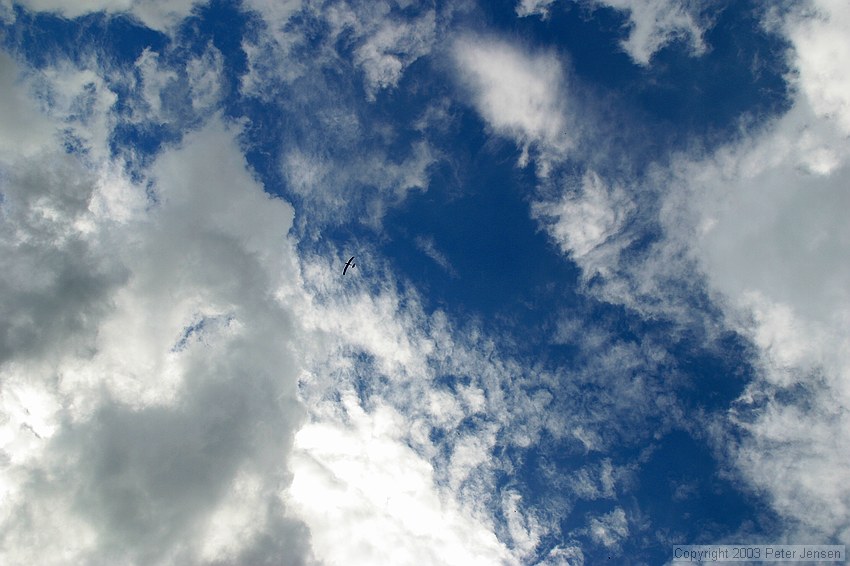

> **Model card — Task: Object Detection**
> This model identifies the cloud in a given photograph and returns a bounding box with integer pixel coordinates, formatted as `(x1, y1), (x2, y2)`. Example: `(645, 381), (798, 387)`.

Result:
(286, 238), (695, 561)
(286, 395), (516, 566)
(531, 170), (635, 273)
(12, 0), (201, 31)
(242, 0), (436, 100)
(12, 2), (842, 562)
(515, 0), (557, 18)
(646, 3), (850, 535)
(324, 1), (437, 99)
(598, 0), (707, 65)
(567, 459), (618, 500)
(414, 235), (459, 277)
(784, 0), (850, 135)
(452, 35), (573, 170)
(587, 507), (629, 548)
(516, 0), (708, 65)
(130, 42), (224, 130)
(282, 141), (435, 229)
(662, 98), (850, 539)
(0, 47), (315, 562)
(536, 544), (585, 566)
(237, 3), (442, 231)
(525, 0), (850, 542)
(505, 0), (849, 547)
(0, 54), (125, 368)
(0, 8), (681, 566)
(0, 53), (55, 156)
(275, 258), (528, 563)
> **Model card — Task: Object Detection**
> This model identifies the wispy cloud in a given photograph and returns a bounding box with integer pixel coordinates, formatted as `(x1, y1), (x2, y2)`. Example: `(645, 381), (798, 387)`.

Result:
(517, 0), (709, 65)
(414, 235), (459, 277)
(8, 0), (201, 31)
(5, 1), (847, 563)
(646, 4), (850, 538)
(531, 170), (635, 277)
(525, 0), (850, 543)
(237, 2), (447, 231)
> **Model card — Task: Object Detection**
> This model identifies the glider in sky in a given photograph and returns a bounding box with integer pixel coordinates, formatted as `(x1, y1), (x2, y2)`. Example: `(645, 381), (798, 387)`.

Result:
(343, 256), (356, 275)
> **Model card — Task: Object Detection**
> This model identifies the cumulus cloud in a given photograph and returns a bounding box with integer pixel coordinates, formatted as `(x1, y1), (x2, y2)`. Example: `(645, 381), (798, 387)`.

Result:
(132, 42), (224, 128)
(287, 239), (694, 562)
(286, 395), (516, 566)
(0, 6), (676, 566)
(784, 0), (850, 135)
(0, 40), (513, 565)
(641, 3), (850, 538)
(504, 0), (850, 547)
(0, 47), (315, 563)
(536, 544), (585, 566)
(0, 53), (54, 156)
(14, 1), (838, 562)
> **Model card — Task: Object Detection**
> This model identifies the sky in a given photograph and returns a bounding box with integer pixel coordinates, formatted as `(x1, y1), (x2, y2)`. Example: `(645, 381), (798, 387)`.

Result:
(0, 1), (848, 565)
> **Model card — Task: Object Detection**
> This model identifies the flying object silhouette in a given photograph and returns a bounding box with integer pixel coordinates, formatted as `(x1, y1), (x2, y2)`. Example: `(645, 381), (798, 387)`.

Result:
(343, 256), (356, 275)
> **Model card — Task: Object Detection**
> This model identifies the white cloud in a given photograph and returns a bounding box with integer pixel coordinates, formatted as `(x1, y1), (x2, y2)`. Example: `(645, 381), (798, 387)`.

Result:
(784, 0), (850, 135)
(324, 1), (436, 99)
(186, 44), (224, 111)
(131, 43), (224, 128)
(510, 0), (849, 546)
(567, 459), (617, 500)
(14, 0), (201, 31)
(532, 0), (850, 542)
(242, 0), (436, 100)
(531, 170), (634, 272)
(452, 35), (573, 170)
(661, 98), (850, 538)
(515, 0), (557, 18)
(238, 2), (443, 231)
(287, 237), (693, 561)
(0, 48), (316, 562)
(282, 140), (435, 229)
(587, 507), (629, 548)
(599, 0), (707, 65)
(517, 0), (708, 65)
(287, 252), (636, 562)
(136, 48), (179, 117)
(242, 0), (302, 31)
(286, 395), (517, 566)
(0, 1), (12, 23)
(0, 53), (55, 157)
(9, 2), (814, 561)
(239, 0), (305, 92)
(535, 544), (585, 566)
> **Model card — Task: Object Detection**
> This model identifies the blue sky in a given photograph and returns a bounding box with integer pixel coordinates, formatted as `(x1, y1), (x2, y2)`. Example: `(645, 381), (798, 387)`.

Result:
(1, 1), (848, 565)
